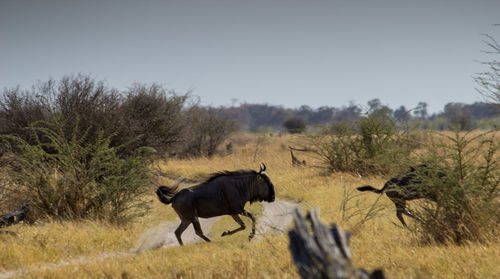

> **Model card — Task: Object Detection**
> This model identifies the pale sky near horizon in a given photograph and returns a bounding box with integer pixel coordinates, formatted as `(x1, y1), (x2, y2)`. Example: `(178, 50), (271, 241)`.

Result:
(1, 0), (499, 113)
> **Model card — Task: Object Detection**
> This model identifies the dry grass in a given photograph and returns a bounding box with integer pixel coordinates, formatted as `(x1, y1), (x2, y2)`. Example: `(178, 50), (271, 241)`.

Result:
(1, 132), (499, 278)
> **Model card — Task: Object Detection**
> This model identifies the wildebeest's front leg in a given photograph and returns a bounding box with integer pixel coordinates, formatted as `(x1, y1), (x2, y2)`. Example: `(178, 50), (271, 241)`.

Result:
(221, 214), (246, 237)
(241, 210), (256, 240)
(192, 218), (211, 243)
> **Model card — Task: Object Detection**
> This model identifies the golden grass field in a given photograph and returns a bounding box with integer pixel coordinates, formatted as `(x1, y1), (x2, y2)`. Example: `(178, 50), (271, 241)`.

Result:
(0, 133), (499, 278)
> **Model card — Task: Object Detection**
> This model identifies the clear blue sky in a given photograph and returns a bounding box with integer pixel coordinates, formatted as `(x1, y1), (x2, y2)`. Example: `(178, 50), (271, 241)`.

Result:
(1, 0), (499, 113)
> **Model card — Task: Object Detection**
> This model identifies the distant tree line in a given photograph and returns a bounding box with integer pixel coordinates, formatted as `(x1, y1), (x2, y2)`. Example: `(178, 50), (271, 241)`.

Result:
(214, 99), (499, 132)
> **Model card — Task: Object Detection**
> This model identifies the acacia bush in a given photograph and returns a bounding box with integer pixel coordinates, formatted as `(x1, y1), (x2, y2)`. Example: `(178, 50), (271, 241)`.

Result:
(301, 111), (418, 175)
(0, 119), (154, 224)
(410, 130), (500, 244)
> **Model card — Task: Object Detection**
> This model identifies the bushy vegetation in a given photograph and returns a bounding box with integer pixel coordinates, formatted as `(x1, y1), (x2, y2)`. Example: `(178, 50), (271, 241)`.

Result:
(410, 130), (500, 244)
(180, 106), (239, 157)
(0, 75), (241, 160)
(0, 119), (154, 224)
(304, 106), (500, 243)
(118, 83), (187, 157)
(0, 76), (238, 223)
(300, 110), (418, 175)
(0, 76), (191, 158)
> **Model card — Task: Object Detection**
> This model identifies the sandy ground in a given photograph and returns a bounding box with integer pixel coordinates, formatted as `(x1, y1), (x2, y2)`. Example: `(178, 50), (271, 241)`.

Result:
(255, 200), (297, 238)
(0, 200), (298, 278)
(135, 216), (222, 253)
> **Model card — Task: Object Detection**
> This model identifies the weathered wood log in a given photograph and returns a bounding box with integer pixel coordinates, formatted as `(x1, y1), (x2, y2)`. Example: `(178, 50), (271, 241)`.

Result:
(288, 145), (309, 152)
(288, 208), (385, 279)
(0, 204), (30, 228)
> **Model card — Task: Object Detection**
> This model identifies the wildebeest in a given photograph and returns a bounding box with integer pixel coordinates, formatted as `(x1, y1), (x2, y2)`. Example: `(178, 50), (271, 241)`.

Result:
(356, 165), (443, 227)
(156, 163), (275, 245)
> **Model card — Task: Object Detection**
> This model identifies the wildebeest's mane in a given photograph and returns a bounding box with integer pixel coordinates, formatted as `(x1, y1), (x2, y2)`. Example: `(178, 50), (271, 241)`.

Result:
(202, 169), (258, 184)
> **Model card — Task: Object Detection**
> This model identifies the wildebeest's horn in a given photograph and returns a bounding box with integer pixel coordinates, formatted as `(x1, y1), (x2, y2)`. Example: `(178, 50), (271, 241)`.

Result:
(259, 162), (267, 173)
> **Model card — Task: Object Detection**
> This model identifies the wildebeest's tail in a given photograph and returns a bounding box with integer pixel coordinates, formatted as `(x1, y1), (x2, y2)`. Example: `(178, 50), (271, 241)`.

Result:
(156, 185), (179, 205)
(356, 185), (385, 194)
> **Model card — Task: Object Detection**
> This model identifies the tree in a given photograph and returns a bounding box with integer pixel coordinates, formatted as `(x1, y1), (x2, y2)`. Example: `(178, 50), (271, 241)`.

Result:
(414, 102), (428, 119)
(367, 98), (383, 111)
(443, 103), (472, 131)
(333, 103), (361, 122)
(475, 33), (500, 106)
(181, 106), (239, 157)
(367, 99), (392, 119)
(393, 105), (410, 122)
(283, 117), (306, 134)
(310, 106), (336, 124)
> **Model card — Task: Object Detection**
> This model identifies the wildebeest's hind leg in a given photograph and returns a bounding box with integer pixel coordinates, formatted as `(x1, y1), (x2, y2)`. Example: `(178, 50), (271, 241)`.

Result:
(175, 217), (191, 246)
(394, 199), (422, 228)
(221, 214), (246, 237)
(192, 218), (211, 242)
(241, 210), (256, 240)
(394, 200), (408, 228)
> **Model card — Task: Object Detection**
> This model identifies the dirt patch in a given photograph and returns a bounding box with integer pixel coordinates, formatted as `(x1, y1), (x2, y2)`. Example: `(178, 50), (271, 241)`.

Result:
(135, 217), (221, 253)
(256, 200), (298, 238)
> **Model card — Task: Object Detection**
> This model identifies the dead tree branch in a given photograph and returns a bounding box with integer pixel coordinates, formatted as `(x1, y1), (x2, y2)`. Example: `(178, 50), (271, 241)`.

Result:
(288, 208), (385, 279)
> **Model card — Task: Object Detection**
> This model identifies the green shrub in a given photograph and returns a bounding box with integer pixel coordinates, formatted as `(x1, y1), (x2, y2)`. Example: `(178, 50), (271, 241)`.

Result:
(300, 111), (417, 175)
(0, 119), (154, 224)
(411, 130), (500, 244)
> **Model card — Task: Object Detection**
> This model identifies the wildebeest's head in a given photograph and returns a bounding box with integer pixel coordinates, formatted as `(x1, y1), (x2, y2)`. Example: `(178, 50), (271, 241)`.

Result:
(255, 163), (275, 202)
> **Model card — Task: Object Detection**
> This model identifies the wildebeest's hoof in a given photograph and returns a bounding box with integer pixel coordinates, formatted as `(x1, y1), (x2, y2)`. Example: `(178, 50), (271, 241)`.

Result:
(248, 233), (255, 241)
(221, 231), (228, 237)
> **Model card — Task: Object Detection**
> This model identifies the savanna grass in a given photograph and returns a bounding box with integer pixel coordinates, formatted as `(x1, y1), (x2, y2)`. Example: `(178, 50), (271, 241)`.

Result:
(0, 132), (499, 278)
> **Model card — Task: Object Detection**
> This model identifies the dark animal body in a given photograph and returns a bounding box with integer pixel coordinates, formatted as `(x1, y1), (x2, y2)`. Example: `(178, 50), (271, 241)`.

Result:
(357, 165), (442, 227)
(156, 163), (275, 245)
(0, 204), (30, 228)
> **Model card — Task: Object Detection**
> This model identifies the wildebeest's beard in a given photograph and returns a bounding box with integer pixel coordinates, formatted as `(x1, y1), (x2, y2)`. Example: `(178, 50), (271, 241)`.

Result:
(267, 182), (275, 202)
(261, 173), (275, 202)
